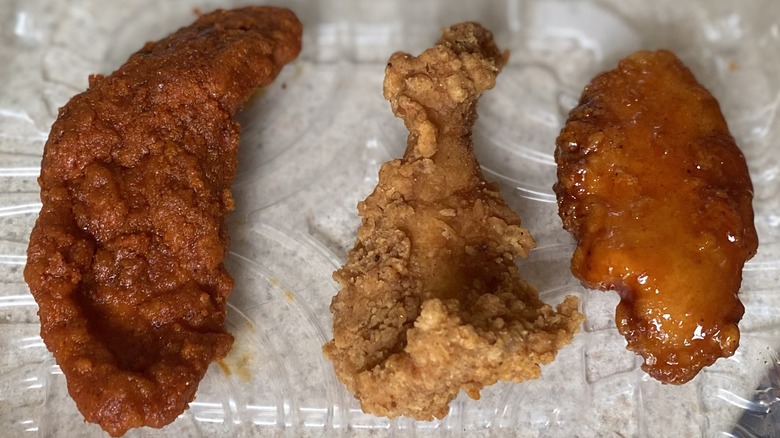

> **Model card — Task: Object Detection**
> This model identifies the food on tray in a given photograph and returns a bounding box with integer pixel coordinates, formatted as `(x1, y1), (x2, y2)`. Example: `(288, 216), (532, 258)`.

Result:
(554, 50), (758, 384)
(324, 22), (583, 420)
(23, 7), (301, 436)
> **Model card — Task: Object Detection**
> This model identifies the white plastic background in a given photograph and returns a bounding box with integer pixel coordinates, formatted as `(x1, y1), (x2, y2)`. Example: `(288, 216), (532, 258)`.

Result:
(1, 0), (779, 437)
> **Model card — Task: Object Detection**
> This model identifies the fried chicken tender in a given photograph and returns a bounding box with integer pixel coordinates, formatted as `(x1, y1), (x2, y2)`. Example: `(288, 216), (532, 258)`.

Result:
(324, 23), (583, 420)
(554, 50), (758, 384)
(23, 8), (301, 436)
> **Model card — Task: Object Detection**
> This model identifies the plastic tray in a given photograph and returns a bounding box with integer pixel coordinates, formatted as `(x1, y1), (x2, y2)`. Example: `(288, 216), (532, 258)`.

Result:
(2, 0), (780, 436)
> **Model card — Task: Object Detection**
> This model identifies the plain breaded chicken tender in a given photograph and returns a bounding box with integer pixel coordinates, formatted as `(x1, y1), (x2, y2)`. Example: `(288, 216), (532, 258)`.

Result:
(324, 22), (583, 420)
(24, 7), (301, 436)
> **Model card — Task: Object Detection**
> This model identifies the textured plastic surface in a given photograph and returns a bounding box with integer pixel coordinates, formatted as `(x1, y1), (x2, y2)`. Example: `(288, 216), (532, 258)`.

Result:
(2, 0), (780, 437)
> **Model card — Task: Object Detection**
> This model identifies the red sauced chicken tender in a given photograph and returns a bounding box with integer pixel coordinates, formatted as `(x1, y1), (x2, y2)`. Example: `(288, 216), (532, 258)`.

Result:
(24, 7), (301, 436)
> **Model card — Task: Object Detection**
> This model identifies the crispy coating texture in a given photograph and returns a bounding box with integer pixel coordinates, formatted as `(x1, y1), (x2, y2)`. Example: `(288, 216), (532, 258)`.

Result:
(554, 50), (758, 384)
(324, 23), (583, 420)
(23, 7), (301, 436)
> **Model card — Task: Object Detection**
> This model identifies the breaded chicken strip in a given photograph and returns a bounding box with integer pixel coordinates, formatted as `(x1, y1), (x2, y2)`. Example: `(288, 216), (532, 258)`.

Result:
(324, 23), (583, 420)
(24, 8), (301, 436)
(555, 50), (758, 384)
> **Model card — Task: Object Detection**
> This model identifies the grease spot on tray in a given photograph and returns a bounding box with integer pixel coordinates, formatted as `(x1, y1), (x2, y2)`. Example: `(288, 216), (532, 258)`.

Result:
(217, 351), (254, 383)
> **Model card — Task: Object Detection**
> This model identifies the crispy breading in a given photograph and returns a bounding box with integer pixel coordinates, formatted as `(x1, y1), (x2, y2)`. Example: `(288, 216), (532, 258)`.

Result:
(24, 7), (301, 436)
(324, 22), (583, 420)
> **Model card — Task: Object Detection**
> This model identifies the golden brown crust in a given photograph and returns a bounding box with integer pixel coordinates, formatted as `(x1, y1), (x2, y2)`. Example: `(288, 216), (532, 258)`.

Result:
(554, 50), (758, 384)
(324, 22), (583, 420)
(24, 7), (301, 436)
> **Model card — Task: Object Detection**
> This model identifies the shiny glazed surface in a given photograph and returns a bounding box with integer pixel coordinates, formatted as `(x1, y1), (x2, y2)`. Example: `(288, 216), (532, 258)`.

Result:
(3, 1), (780, 436)
(554, 50), (758, 384)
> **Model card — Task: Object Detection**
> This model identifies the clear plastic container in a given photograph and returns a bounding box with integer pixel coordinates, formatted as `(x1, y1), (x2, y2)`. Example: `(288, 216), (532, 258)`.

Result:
(2, 0), (779, 436)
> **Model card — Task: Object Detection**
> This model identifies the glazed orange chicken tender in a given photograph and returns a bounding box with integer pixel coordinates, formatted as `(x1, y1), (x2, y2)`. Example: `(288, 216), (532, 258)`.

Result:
(324, 22), (583, 420)
(555, 50), (758, 384)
